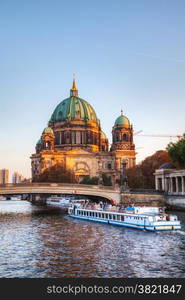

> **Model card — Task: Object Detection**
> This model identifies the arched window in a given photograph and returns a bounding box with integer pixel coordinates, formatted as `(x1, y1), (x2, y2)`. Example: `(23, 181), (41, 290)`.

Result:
(66, 131), (71, 144)
(123, 134), (129, 141)
(55, 132), (60, 145)
(45, 141), (51, 149)
(107, 163), (112, 170)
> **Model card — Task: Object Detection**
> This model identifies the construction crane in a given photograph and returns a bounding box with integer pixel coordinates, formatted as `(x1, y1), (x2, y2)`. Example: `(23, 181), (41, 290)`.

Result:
(135, 132), (183, 141)
(133, 130), (143, 136)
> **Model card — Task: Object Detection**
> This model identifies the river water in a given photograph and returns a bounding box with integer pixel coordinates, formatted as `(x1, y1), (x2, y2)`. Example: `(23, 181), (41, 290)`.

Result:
(0, 200), (185, 278)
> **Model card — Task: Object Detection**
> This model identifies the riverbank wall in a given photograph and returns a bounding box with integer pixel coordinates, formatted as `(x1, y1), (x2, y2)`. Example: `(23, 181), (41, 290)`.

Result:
(166, 196), (185, 211)
(120, 190), (166, 207)
(120, 190), (185, 211)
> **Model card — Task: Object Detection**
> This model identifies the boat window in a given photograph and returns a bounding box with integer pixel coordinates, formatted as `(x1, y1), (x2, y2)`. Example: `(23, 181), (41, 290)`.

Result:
(105, 214), (108, 219)
(121, 216), (124, 221)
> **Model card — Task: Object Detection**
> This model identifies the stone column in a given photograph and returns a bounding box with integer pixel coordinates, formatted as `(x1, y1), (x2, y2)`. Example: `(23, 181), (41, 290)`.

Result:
(170, 177), (173, 194)
(182, 176), (185, 195)
(175, 177), (179, 194)
(164, 177), (168, 192)
(162, 176), (165, 190)
(155, 176), (159, 190)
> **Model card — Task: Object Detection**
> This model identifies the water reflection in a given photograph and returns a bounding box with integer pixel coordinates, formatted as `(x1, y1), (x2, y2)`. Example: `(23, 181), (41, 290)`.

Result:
(0, 200), (185, 278)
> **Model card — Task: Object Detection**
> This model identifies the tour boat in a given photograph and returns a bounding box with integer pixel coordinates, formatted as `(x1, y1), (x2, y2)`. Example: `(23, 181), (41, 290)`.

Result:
(46, 196), (74, 208)
(46, 195), (87, 209)
(68, 204), (181, 231)
(10, 196), (21, 200)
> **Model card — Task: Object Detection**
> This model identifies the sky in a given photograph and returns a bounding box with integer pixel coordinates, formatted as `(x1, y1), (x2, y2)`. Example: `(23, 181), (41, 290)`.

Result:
(0, 0), (185, 181)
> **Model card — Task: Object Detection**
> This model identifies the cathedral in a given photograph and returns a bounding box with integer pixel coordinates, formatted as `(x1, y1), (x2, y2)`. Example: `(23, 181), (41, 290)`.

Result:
(31, 79), (136, 184)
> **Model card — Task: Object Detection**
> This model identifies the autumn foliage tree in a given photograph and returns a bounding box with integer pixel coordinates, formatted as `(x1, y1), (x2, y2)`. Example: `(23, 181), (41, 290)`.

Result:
(127, 150), (173, 189)
(36, 164), (76, 183)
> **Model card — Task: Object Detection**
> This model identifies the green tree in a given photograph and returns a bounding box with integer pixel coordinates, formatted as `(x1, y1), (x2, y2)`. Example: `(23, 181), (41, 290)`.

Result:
(167, 134), (185, 167)
(126, 165), (145, 188)
(80, 176), (99, 185)
(102, 173), (112, 186)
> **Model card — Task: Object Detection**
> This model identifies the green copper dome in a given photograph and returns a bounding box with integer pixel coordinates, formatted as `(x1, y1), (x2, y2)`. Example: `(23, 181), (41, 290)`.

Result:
(36, 138), (42, 145)
(49, 80), (98, 123)
(50, 96), (98, 123)
(114, 110), (130, 127)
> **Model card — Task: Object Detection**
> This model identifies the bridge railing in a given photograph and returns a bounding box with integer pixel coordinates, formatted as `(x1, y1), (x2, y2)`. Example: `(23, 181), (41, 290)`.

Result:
(0, 183), (116, 191)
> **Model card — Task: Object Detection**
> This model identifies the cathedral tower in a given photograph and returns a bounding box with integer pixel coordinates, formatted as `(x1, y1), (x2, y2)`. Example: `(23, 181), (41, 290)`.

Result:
(111, 110), (136, 170)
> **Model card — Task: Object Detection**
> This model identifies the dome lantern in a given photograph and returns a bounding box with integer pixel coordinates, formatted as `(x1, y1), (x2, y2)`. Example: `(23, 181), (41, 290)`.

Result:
(70, 75), (78, 97)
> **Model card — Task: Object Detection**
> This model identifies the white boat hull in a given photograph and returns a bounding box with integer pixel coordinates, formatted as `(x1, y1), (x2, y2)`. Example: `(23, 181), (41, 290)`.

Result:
(68, 207), (181, 231)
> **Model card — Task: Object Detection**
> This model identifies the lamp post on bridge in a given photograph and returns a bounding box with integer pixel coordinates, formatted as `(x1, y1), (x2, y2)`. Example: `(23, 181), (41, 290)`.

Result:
(120, 160), (129, 193)
(98, 160), (103, 186)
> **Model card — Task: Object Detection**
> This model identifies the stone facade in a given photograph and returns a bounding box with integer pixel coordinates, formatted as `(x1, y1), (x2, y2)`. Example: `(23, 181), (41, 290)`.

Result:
(31, 80), (136, 183)
(154, 168), (185, 195)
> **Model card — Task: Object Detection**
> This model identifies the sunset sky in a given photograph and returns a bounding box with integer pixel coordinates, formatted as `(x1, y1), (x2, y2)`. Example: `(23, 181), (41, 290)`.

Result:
(0, 0), (185, 180)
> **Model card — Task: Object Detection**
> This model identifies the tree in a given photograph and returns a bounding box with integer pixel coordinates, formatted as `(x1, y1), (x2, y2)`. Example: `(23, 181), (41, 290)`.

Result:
(36, 164), (76, 183)
(126, 165), (145, 188)
(80, 176), (98, 185)
(167, 134), (185, 167)
(102, 173), (112, 186)
(127, 150), (172, 189)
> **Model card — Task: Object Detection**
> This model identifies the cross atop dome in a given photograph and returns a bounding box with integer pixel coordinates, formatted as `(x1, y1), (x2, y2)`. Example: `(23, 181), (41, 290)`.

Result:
(70, 74), (78, 97)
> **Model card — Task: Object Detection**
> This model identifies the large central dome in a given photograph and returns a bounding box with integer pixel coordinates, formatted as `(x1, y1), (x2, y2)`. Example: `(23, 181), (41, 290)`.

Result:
(50, 96), (98, 123)
(49, 80), (98, 123)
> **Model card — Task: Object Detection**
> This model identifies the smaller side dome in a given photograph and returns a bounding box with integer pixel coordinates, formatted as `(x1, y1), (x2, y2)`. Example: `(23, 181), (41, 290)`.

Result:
(36, 139), (42, 145)
(42, 127), (54, 136)
(159, 162), (176, 169)
(114, 110), (130, 127)
(101, 131), (108, 140)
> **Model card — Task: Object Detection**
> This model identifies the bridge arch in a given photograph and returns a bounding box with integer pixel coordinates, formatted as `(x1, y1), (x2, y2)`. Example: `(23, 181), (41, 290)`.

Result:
(0, 183), (120, 204)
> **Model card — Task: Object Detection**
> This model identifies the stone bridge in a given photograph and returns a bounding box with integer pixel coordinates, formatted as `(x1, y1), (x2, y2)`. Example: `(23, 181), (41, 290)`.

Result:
(0, 183), (121, 204)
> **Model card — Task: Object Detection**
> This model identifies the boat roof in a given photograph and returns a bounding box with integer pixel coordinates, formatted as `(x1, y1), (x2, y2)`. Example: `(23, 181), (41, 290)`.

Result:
(75, 207), (170, 218)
